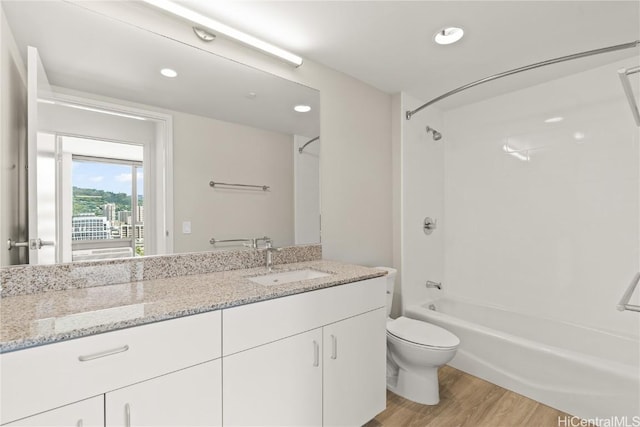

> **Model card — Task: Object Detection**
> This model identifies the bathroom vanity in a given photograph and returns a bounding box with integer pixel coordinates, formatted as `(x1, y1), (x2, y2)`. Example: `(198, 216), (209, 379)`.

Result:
(0, 258), (386, 426)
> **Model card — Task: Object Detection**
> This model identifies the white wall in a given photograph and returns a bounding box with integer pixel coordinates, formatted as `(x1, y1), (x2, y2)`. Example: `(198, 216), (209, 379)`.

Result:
(173, 113), (294, 253)
(0, 7), (27, 266)
(49, 86), (297, 255)
(72, 0), (393, 267)
(294, 134), (320, 245)
(442, 57), (640, 337)
(397, 93), (445, 314)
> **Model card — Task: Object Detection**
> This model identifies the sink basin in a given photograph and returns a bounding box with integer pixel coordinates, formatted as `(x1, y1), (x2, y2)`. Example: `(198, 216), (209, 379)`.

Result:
(248, 269), (331, 286)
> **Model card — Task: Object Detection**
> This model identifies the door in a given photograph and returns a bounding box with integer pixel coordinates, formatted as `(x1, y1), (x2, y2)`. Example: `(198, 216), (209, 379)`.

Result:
(223, 328), (323, 427)
(5, 395), (103, 427)
(323, 308), (387, 427)
(26, 46), (55, 264)
(105, 359), (222, 427)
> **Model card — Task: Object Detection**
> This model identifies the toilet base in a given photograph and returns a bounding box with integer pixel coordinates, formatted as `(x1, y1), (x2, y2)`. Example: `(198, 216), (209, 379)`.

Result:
(388, 367), (440, 405)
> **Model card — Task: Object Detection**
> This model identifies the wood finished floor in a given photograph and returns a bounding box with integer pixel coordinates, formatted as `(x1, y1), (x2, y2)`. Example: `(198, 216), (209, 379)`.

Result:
(365, 366), (572, 427)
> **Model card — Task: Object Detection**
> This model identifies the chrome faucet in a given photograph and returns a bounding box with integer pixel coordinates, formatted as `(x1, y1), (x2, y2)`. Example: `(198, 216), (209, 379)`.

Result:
(254, 236), (272, 248)
(264, 240), (282, 272)
(426, 280), (442, 290)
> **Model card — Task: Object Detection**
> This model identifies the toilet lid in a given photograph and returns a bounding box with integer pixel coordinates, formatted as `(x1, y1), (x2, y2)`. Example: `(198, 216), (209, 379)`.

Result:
(387, 317), (460, 348)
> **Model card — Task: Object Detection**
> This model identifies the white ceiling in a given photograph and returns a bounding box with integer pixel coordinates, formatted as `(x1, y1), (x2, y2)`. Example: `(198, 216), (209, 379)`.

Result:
(184, 1), (640, 109)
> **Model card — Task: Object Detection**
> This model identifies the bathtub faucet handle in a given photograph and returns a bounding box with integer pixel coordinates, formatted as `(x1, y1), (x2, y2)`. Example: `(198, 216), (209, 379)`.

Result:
(423, 217), (437, 235)
(426, 280), (442, 290)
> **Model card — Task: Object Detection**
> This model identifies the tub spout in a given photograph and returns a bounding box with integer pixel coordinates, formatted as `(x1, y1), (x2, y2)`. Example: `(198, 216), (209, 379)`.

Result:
(426, 281), (442, 290)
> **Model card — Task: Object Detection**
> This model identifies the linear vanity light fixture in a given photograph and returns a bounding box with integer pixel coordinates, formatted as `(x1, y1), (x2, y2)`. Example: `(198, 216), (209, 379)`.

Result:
(141, 0), (304, 67)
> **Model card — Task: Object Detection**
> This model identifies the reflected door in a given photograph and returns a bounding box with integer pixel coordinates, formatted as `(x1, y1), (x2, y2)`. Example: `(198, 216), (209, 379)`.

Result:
(26, 46), (55, 264)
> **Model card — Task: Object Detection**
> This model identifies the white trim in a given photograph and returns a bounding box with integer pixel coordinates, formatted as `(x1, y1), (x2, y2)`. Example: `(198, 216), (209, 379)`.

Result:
(47, 92), (174, 256)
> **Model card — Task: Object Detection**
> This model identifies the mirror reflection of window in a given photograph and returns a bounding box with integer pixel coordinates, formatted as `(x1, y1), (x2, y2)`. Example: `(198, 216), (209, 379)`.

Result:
(62, 138), (144, 262)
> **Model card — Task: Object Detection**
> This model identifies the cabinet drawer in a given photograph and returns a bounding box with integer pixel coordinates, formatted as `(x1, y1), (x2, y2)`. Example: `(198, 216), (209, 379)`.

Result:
(223, 277), (385, 355)
(0, 310), (221, 425)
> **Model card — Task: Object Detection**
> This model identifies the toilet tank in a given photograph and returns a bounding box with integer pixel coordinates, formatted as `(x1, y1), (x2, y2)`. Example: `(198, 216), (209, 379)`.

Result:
(375, 267), (397, 317)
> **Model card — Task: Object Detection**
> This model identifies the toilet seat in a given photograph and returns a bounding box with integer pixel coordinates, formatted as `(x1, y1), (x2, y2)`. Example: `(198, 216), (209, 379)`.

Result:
(387, 317), (460, 349)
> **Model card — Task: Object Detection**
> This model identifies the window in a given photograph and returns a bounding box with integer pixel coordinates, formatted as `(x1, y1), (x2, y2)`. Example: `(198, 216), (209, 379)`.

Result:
(71, 155), (144, 260)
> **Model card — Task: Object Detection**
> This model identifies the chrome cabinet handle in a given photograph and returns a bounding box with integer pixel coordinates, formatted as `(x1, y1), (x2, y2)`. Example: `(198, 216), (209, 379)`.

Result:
(330, 335), (338, 360)
(78, 345), (129, 362)
(312, 340), (319, 367)
(125, 403), (131, 427)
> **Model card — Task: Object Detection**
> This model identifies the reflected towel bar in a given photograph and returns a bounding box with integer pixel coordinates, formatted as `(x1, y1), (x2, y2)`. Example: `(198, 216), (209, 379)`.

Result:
(209, 181), (269, 191)
(618, 66), (640, 126)
(210, 238), (256, 246)
(617, 272), (640, 312)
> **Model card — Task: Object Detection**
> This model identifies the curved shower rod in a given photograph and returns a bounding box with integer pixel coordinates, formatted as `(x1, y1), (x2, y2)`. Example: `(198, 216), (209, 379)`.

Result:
(298, 136), (320, 153)
(406, 40), (640, 120)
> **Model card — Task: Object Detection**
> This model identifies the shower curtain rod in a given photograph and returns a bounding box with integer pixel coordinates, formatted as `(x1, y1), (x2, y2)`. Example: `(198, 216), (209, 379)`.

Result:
(406, 40), (640, 120)
(298, 136), (320, 153)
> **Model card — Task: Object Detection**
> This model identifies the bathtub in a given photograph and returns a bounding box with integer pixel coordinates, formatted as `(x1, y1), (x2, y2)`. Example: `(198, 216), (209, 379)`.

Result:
(405, 298), (640, 424)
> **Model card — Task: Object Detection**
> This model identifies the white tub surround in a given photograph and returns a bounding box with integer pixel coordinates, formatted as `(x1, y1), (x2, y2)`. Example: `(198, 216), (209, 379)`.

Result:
(395, 52), (640, 425)
(406, 298), (640, 422)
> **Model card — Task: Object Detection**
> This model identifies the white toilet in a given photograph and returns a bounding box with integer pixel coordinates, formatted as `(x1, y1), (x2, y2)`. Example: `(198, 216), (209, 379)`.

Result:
(377, 267), (460, 405)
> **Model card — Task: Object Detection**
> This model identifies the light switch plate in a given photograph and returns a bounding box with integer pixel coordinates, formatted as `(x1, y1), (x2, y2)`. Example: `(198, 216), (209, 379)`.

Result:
(182, 221), (191, 234)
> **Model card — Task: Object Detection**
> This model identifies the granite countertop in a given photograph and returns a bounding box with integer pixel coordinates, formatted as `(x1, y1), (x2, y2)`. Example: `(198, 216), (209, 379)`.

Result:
(0, 260), (386, 353)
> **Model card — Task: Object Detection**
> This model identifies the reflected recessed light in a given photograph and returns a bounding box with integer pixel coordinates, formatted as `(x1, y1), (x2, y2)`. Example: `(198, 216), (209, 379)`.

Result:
(294, 105), (311, 113)
(160, 68), (178, 78)
(434, 27), (464, 45)
(573, 131), (586, 141)
(246, 92), (257, 100)
(544, 116), (564, 123)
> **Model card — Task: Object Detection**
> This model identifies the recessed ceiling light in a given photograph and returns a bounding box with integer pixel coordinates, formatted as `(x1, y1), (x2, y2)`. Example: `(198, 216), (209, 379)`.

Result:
(573, 131), (586, 141)
(544, 116), (564, 123)
(246, 92), (257, 99)
(160, 68), (178, 78)
(434, 27), (464, 45)
(294, 105), (311, 113)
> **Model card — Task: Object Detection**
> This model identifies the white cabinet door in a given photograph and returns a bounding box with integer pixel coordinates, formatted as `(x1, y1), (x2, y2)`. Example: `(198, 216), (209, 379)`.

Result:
(323, 308), (387, 427)
(223, 328), (323, 427)
(5, 395), (103, 427)
(105, 359), (221, 427)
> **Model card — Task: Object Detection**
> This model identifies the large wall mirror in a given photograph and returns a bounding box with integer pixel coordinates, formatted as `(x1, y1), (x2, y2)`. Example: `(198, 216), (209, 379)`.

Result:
(0, 0), (320, 266)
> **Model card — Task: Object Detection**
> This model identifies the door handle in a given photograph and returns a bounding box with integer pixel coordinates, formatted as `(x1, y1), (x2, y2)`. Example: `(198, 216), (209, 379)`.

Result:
(7, 238), (55, 250)
(37, 239), (55, 249)
(6, 239), (28, 250)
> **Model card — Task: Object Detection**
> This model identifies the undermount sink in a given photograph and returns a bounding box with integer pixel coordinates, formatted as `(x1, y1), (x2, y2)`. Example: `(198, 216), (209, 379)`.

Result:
(248, 269), (331, 286)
